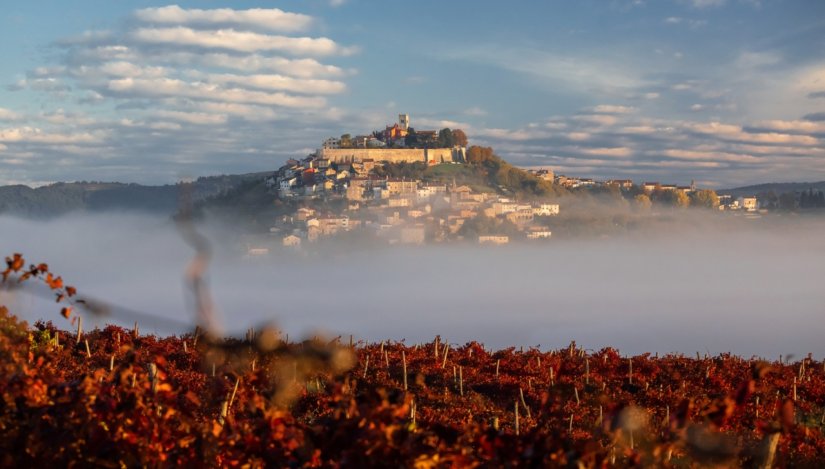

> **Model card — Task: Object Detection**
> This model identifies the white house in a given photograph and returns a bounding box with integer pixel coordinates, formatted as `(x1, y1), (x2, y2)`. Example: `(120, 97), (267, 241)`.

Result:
(533, 204), (560, 216)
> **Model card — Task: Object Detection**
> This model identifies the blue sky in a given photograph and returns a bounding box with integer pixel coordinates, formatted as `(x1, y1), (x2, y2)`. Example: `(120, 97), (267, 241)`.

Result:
(1, 0), (824, 187)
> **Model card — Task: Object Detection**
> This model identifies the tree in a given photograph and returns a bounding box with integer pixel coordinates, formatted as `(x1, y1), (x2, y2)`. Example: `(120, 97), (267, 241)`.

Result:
(404, 128), (418, 148)
(634, 194), (652, 211)
(673, 190), (690, 208)
(437, 128), (454, 148)
(451, 129), (468, 147)
(340, 134), (352, 148)
(689, 189), (719, 209)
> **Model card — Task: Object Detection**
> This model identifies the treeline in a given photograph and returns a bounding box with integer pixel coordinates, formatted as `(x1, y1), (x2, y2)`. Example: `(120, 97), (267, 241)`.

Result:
(0, 174), (266, 218)
(465, 146), (566, 198)
(754, 189), (825, 211)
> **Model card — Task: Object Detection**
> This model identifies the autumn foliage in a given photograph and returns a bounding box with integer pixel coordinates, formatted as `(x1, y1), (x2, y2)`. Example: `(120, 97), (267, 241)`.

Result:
(2, 253), (825, 467)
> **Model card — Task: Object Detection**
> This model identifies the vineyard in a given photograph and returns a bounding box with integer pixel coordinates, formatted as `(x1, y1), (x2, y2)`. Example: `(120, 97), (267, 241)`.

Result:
(2, 254), (825, 467)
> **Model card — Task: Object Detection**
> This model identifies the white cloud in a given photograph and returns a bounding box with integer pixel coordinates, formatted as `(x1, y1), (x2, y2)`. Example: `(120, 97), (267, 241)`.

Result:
(736, 51), (781, 69)
(573, 114), (618, 126)
(464, 106), (488, 117)
(577, 146), (632, 157)
(107, 77), (327, 108)
(689, 0), (726, 8)
(134, 6), (314, 33)
(752, 119), (825, 134)
(178, 53), (348, 77)
(152, 110), (228, 125)
(592, 105), (636, 114)
(131, 27), (357, 56)
(97, 61), (167, 78)
(200, 73), (346, 94)
(0, 108), (21, 121)
(0, 127), (103, 144)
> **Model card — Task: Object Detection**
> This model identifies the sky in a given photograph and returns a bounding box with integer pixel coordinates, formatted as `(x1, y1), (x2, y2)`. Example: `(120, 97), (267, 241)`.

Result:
(0, 0), (824, 188)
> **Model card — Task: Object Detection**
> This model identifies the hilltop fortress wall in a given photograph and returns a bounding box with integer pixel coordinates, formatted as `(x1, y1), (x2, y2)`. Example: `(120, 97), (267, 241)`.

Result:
(318, 147), (465, 164)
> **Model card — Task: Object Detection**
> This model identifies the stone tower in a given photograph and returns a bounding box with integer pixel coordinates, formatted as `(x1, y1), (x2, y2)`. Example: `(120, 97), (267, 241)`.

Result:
(399, 114), (410, 132)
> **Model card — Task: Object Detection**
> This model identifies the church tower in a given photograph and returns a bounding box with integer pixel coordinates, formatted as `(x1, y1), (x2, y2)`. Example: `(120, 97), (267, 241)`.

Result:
(399, 114), (410, 132)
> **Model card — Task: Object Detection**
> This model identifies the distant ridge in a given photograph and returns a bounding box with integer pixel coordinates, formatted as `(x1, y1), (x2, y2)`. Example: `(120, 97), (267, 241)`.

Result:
(719, 181), (825, 197)
(0, 172), (268, 218)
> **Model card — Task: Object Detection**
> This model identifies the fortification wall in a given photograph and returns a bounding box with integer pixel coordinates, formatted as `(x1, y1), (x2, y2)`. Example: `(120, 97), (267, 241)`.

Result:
(318, 147), (462, 164)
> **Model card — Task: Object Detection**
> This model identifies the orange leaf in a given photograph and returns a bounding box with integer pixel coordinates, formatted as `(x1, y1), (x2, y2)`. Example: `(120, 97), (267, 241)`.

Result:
(66, 286), (77, 297)
(48, 276), (63, 290)
(61, 307), (72, 319)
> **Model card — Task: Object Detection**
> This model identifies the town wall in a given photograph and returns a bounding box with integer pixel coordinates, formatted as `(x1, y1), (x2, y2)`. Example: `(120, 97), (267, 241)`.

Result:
(318, 147), (462, 164)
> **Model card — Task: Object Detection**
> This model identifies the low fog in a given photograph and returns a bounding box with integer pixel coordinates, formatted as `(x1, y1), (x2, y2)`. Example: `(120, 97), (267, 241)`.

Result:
(1, 212), (823, 359)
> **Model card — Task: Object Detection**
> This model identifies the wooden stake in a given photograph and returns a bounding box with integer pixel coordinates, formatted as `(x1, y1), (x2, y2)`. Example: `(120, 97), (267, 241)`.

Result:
(761, 433), (780, 469)
(574, 387), (580, 405)
(434, 336), (439, 360)
(569, 413), (574, 433)
(519, 387), (531, 418)
(363, 355), (370, 379)
(441, 344), (449, 369)
(514, 400), (520, 436)
(133, 321), (139, 338)
(148, 363), (158, 394)
(228, 377), (240, 410)
(628, 358), (633, 384)
(84, 339), (91, 358)
(459, 366), (464, 397)
(183, 340), (188, 353)
(495, 359), (500, 378)
(402, 351), (408, 391)
(585, 359), (590, 385)
(109, 355), (114, 371)
(76, 316), (83, 344)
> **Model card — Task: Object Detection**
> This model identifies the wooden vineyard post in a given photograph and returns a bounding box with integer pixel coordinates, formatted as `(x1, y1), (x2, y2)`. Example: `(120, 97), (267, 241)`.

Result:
(148, 363), (158, 394)
(76, 316), (82, 344)
(402, 351), (408, 391)
(514, 400), (520, 436)
(441, 344), (449, 369)
(519, 387), (531, 418)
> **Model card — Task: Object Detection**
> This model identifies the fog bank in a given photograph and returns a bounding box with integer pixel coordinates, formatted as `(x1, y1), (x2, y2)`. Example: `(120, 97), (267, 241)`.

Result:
(1, 213), (823, 359)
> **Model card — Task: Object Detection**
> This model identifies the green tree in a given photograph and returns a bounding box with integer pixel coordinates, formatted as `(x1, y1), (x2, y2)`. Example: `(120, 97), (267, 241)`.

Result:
(689, 189), (719, 209)
(437, 128), (454, 148)
(404, 128), (418, 147)
(340, 133), (352, 148)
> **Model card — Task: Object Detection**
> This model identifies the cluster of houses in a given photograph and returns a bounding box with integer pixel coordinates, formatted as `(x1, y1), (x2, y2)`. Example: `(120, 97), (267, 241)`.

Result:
(262, 156), (559, 250)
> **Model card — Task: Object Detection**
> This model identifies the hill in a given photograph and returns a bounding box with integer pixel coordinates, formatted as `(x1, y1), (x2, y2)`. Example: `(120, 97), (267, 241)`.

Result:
(720, 181), (825, 198)
(0, 173), (268, 218)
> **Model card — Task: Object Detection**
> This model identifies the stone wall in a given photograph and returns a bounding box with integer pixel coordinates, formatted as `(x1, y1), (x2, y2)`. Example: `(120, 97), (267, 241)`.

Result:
(318, 147), (462, 164)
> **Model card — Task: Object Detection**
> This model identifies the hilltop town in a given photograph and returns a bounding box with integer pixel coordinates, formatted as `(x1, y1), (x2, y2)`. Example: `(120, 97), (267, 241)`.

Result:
(242, 114), (788, 254)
